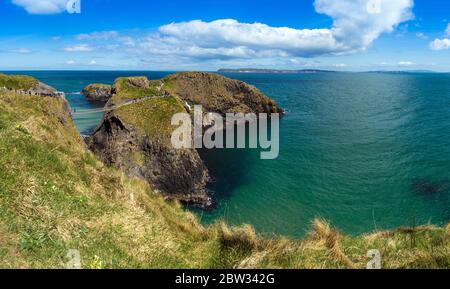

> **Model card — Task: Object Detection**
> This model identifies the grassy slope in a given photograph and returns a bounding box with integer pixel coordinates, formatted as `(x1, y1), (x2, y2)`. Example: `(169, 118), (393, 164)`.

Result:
(110, 77), (163, 104)
(113, 96), (185, 142)
(108, 76), (186, 143)
(0, 87), (450, 268)
(0, 74), (39, 91)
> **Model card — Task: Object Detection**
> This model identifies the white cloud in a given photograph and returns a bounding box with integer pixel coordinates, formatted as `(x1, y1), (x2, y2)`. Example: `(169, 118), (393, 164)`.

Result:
(66, 60), (76, 65)
(416, 32), (427, 39)
(63, 44), (94, 52)
(158, 19), (337, 58)
(289, 58), (303, 65)
(142, 0), (413, 60)
(74, 31), (137, 49)
(334, 63), (347, 68)
(429, 23), (450, 51)
(10, 48), (32, 54)
(314, 0), (414, 51)
(398, 61), (414, 66)
(54, 0), (415, 67)
(76, 31), (119, 41)
(12, 0), (67, 14)
(430, 38), (450, 51)
(89, 60), (97, 65)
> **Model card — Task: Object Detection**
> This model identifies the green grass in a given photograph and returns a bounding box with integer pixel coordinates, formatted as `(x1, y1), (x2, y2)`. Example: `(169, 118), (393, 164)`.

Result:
(114, 96), (185, 142)
(110, 77), (163, 104)
(0, 89), (450, 269)
(0, 74), (39, 91)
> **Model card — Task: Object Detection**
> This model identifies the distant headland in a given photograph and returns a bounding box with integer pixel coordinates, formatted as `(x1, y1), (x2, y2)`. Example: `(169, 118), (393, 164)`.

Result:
(218, 68), (336, 74)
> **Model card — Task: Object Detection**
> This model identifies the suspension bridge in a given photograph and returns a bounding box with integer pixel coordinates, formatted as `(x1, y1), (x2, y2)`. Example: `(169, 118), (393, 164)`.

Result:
(71, 96), (155, 116)
(71, 82), (167, 116)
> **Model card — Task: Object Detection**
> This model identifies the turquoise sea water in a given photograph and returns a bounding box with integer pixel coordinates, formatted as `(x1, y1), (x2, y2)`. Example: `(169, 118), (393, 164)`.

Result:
(7, 71), (450, 237)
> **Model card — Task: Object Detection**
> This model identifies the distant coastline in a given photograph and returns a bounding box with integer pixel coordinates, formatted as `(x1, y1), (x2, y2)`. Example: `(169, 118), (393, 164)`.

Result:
(218, 68), (336, 74)
(218, 68), (447, 74)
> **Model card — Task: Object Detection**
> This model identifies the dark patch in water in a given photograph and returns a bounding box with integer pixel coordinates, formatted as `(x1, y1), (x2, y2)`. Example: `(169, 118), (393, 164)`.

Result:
(198, 147), (257, 200)
(411, 178), (450, 225)
(411, 178), (450, 196)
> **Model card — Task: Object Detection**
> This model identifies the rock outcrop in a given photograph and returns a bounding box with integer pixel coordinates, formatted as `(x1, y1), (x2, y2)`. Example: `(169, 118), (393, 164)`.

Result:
(0, 73), (61, 96)
(127, 76), (151, 89)
(87, 72), (282, 209)
(82, 84), (113, 102)
(32, 82), (58, 95)
(163, 72), (284, 115)
(88, 112), (212, 208)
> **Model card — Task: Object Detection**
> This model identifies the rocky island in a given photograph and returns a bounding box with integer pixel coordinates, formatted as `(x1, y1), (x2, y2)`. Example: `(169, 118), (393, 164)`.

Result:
(87, 72), (283, 208)
(82, 83), (114, 102)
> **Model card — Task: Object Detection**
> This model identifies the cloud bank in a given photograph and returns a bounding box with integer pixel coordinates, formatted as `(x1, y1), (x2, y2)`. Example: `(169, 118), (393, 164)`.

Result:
(150, 0), (414, 59)
(15, 0), (415, 66)
(12, 0), (68, 14)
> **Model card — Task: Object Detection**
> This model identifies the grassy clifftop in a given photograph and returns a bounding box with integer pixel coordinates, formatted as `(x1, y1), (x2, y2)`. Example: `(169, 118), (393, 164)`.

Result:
(0, 83), (449, 268)
(109, 77), (163, 105)
(0, 73), (39, 90)
(113, 95), (185, 141)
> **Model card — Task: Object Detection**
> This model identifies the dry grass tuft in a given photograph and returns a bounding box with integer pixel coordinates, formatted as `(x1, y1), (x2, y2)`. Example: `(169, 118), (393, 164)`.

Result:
(312, 219), (355, 268)
(217, 221), (258, 250)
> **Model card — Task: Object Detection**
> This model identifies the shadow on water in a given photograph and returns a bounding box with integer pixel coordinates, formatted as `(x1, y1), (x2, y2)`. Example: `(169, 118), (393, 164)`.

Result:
(411, 178), (450, 197)
(198, 147), (259, 201)
(411, 177), (450, 223)
(197, 121), (269, 201)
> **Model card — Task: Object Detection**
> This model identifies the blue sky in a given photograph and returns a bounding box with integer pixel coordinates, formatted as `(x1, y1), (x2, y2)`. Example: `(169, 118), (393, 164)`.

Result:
(1, 0), (450, 71)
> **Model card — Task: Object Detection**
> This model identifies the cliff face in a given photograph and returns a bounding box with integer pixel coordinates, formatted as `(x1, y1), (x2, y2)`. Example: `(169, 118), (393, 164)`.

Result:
(87, 77), (213, 208)
(82, 84), (113, 102)
(87, 72), (283, 208)
(88, 109), (212, 208)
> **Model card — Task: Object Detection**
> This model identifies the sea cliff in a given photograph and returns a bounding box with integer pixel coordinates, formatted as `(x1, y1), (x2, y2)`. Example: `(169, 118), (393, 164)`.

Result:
(0, 73), (449, 269)
(87, 72), (283, 208)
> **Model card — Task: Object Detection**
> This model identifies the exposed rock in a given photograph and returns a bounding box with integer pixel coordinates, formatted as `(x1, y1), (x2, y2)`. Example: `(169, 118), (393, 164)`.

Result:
(32, 82), (57, 95)
(87, 111), (212, 209)
(127, 77), (150, 89)
(163, 72), (284, 115)
(0, 73), (62, 97)
(82, 84), (113, 102)
(87, 72), (283, 209)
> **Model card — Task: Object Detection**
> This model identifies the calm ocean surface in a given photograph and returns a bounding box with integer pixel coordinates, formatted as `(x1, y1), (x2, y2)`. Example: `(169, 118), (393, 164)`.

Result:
(10, 71), (450, 237)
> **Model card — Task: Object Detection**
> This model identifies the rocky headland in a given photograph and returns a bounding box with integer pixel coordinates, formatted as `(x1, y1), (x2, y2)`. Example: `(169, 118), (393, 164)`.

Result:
(87, 72), (283, 208)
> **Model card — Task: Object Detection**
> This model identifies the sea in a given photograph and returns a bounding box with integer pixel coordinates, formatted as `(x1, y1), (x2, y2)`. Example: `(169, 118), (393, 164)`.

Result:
(7, 70), (450, 237)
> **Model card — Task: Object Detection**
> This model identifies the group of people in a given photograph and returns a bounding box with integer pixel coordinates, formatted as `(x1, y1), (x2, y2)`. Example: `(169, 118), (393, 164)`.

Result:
(0, 86), (64, 98)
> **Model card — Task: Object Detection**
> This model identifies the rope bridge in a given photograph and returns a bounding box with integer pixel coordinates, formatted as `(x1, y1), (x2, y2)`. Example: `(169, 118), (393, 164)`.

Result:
(71, 96), (155, 116)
